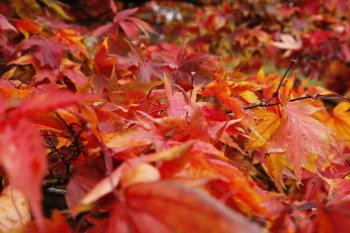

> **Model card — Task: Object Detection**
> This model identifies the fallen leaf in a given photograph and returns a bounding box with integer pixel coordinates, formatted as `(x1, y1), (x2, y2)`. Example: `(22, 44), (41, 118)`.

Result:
(81, 142), (194, 205)
(317, 102), (350, 146)
(267, 102), (340, 182)
(122, 181), (263, 233)
(120, 163), (160, 188)
(245, 109), (281, 150)
(303, 200), (350, 233)
(12, 90), (85, 118)
(265, 153), (288, 192)
(65, 163), (103, 216)
(0, 14), (17, 33)
(0, 119), (46, 229)
(271, 34), (302, 50)
(0, 186), (30, 233)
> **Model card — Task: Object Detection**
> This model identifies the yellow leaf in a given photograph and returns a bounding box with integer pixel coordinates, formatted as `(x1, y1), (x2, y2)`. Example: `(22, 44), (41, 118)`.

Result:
(45, 1), (73, 21)
(240, 90), (260, 104)
(1, 67), (17, 80)
(228, 175), (267, 216)
(145, 141), (194, 162)
(245, 110), (281, 150)
(105, 128), (152, 149)
(279, 77), (295, 106)
(230, 81), (261, 91)
(11, 0), (40, 18)
(0, 186), (31, 233)
(316, 102), (350, 146)
(257, 68), (265, 83)
(121, 163), (160, 188)
(331, 102), (350, 146)
(304, 153), (318, 173)
(265, 153), (288, 192)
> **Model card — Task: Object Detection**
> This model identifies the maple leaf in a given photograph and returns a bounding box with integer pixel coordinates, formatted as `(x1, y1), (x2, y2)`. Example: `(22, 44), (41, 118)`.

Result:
(266, 102), (341, 182)
(245, 109), (281, 150)
(18, 37), (82, 69)
(271, 34), (302, 50)
(65, 162), (103, 216)
(81, 142), (194, 205)
(298, 200), (350, 233)
(11, 90), (85, 118)
(11, 0), (72, 21)
(120, 163), (161, 188)
(61, 60), (90, 91)
(7, 55), (57, 83)
(104, 127), (155, 155)
(316, 102), (350, 146)
(265, 153), (289, 192)
(40, 0), (73, 21)
(125, 45), (166, 82)
(169, 48), (215, 90)
(306, 29), (331, 49)
(0, 14), (17, 62)
(327, 178), (350, 203)
(0, 90), (85, 229)
(106, 202), (173, 233)
(190, 154), (279, 217)
(3, 1), (350, 232)
(15, 18), (41, 39)
(203, 78), (243, 117)
(0, 14), (17, 33)
(92, 6), (155, 40)
(0, 119), (46, 229)
(119, 181), (263, 233)
(93, 38), (117, 77)
(0, 37), (15, 63)
(104, 82), (213, 154)
(18, 37), (64, 69)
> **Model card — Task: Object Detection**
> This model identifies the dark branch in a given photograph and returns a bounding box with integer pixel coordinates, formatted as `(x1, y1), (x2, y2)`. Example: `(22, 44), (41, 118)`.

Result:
(263, 58), (297, 104)
(244, 95), (313, 110)
(244, 59), (300, 110)
(274, 59), (297, 98)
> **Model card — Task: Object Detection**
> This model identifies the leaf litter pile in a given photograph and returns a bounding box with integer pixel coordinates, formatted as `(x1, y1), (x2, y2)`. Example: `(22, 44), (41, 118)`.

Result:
(0, 1), (350, 232)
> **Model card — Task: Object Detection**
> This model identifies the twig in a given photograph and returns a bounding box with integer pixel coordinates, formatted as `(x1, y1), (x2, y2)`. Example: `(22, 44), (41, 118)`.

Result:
(45, 187), (66, 195)
(263, 58), (297, 104)
(54, 112), (85, 174)
(244, 95), (313, 110)
(273, 59), (297, 99)
(244, 59), (300, 110)
(55, 112), (73, 135)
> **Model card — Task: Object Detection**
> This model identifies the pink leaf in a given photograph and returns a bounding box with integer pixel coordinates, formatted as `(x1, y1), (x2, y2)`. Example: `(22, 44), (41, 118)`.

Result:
(0, 14), (17, 33)
(0, 119), (46, 229)
(65, 163), (103, 216)
(12, 90), (85, 118)
(267, 102), (340, 181)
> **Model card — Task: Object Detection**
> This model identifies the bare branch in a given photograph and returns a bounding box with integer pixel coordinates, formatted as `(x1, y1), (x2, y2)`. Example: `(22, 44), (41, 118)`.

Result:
(244, 95), (313, 110)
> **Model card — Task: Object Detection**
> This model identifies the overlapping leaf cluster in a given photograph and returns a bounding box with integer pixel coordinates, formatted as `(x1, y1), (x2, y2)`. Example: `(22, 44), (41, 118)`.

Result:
(145, 0), (350, 94)
(0, 1), (349, 233)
